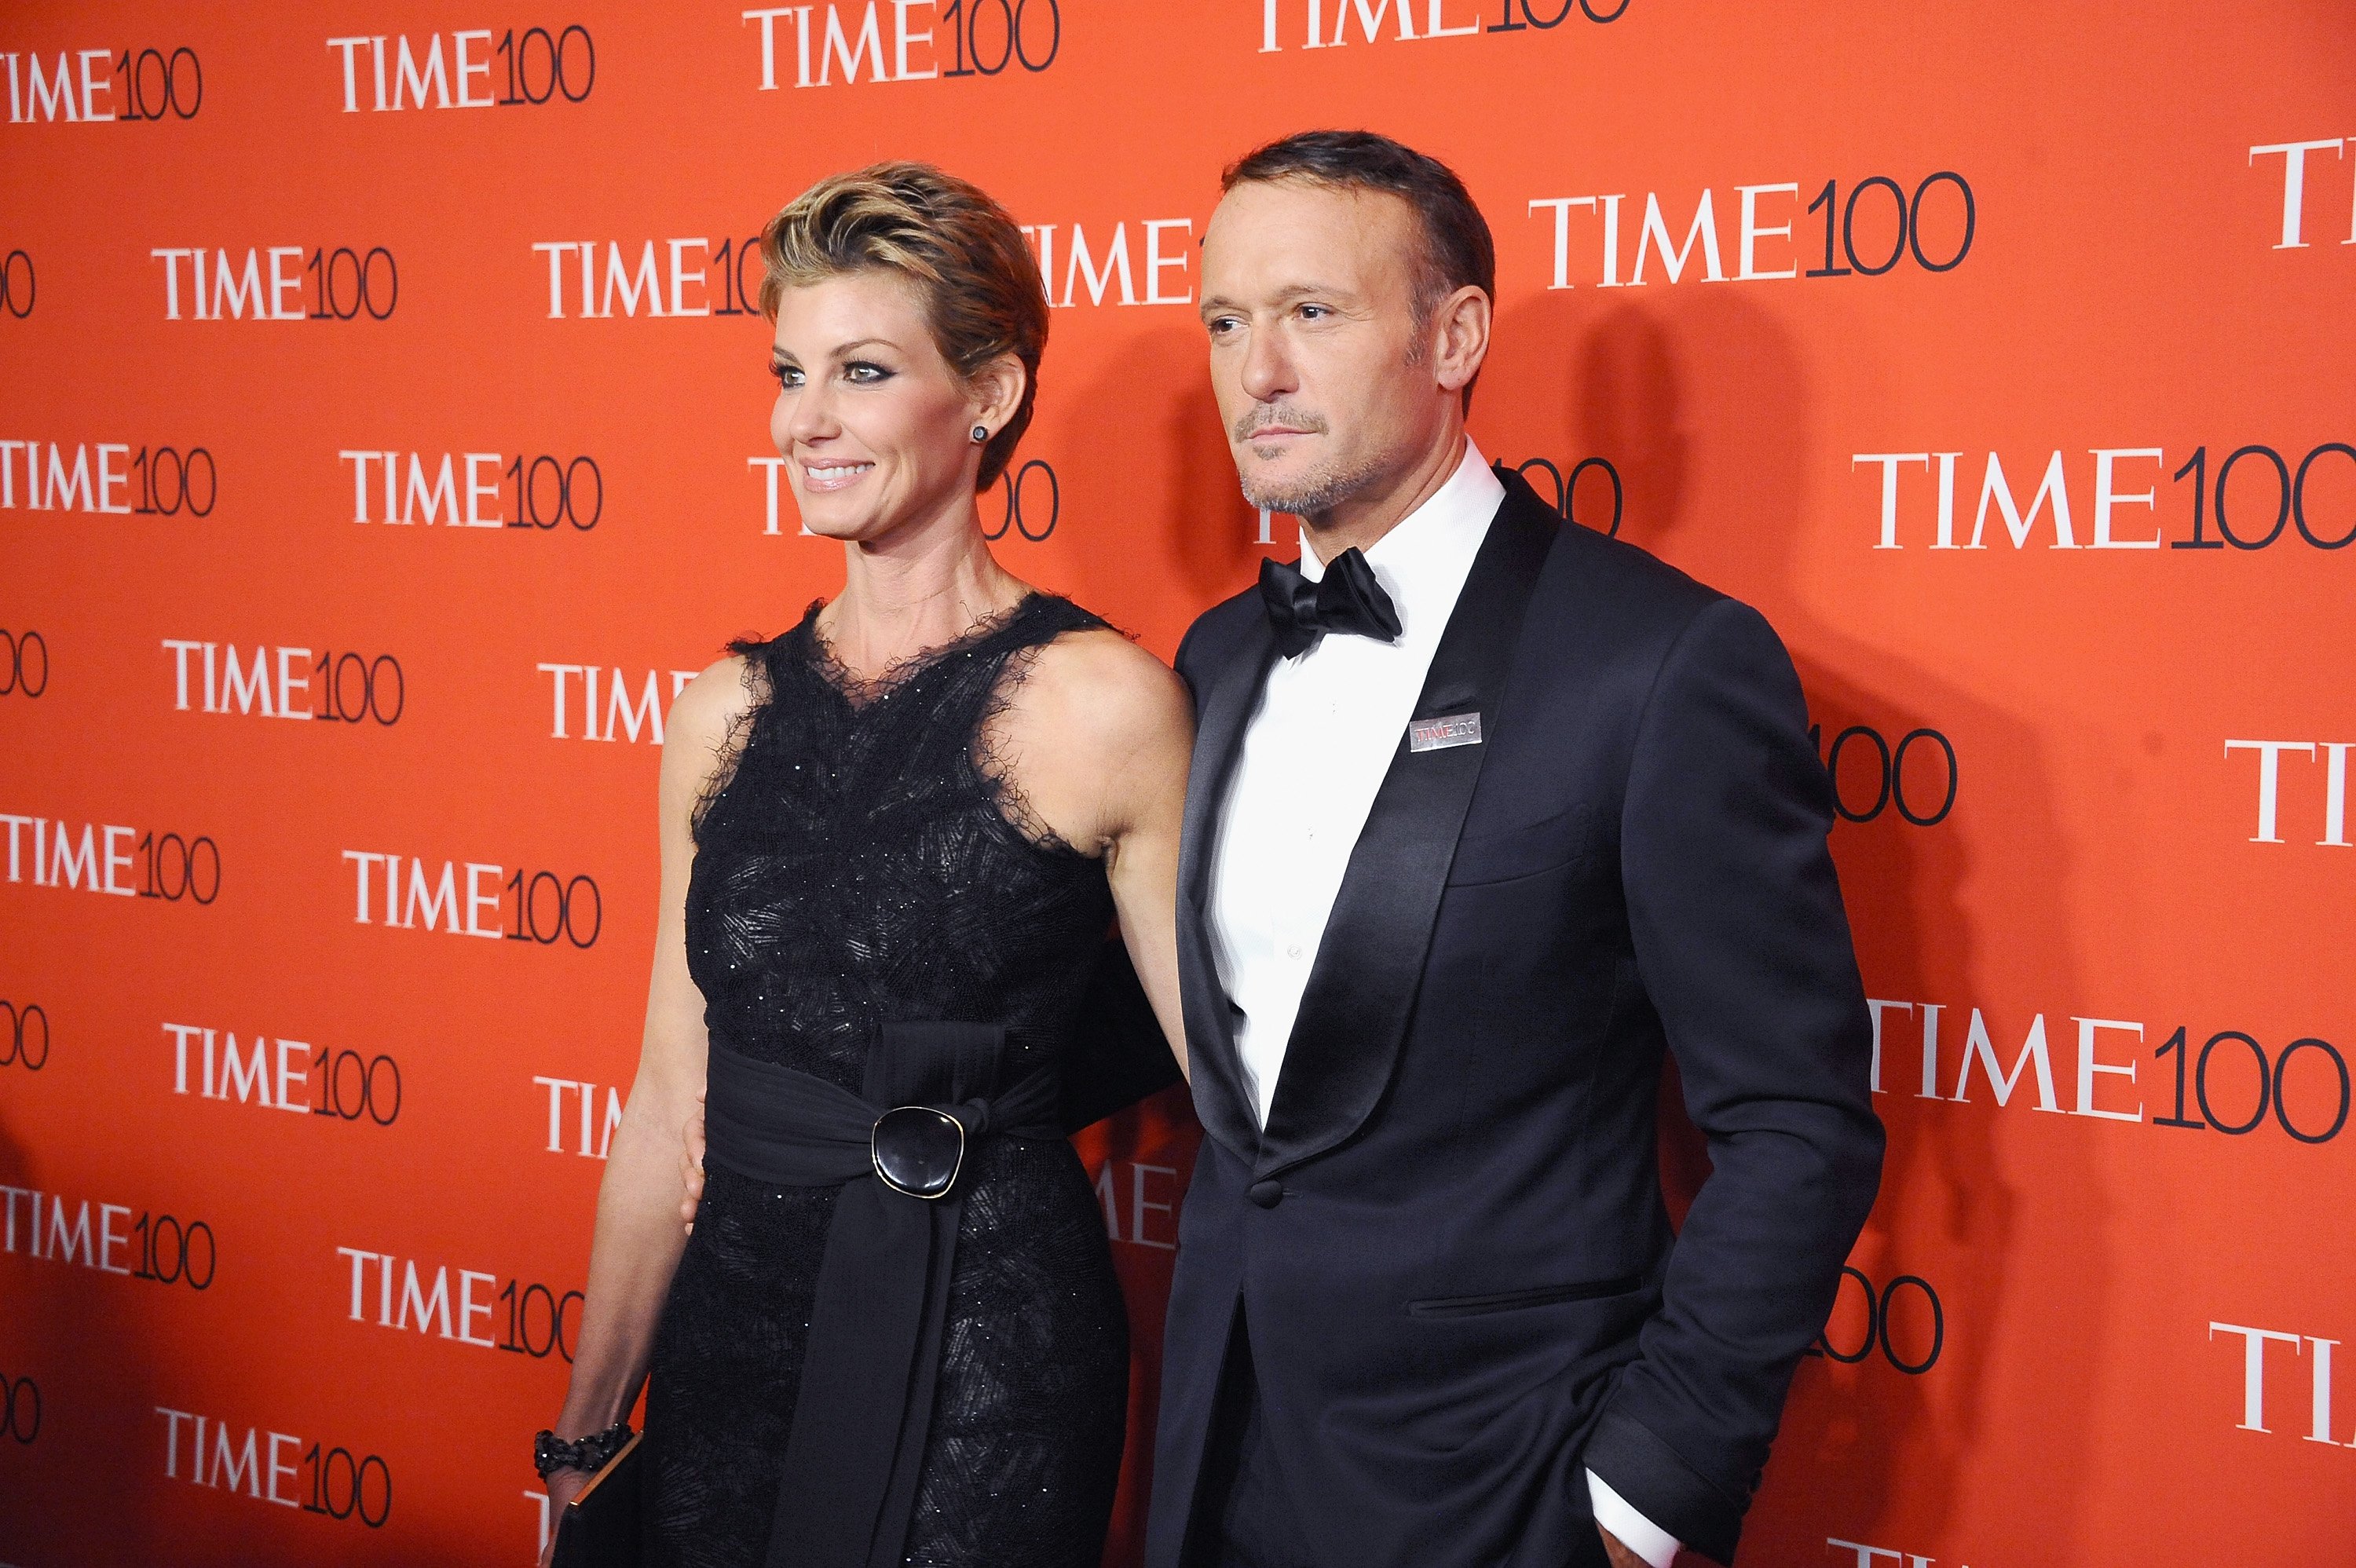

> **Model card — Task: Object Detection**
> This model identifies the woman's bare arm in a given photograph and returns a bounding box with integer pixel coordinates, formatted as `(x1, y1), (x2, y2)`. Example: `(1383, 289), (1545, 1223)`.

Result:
(540, 660), (748, 1535)
(1016, 629), (1194, 1080)
(1091, 650), (1193, 1083)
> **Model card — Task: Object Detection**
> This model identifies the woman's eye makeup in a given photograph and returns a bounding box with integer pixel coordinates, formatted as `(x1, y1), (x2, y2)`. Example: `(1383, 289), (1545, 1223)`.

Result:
(766, 357), (894, 386)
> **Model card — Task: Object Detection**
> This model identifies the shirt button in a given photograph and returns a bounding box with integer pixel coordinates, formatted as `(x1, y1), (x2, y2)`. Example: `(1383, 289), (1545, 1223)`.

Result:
(1286, 944), (1303, 959)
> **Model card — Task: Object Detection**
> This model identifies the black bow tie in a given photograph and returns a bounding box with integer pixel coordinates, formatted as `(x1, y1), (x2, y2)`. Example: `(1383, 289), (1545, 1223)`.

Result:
(1259, 548), (1402, 659)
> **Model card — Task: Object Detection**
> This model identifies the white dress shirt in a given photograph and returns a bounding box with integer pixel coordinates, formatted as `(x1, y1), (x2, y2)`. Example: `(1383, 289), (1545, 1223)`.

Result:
(1205, 439), (1501, 1123)
(1203, 440), (1681, 1568)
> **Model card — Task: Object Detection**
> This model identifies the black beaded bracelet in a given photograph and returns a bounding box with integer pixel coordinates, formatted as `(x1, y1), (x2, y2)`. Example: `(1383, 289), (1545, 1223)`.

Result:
(534, 1420), (634, 1480)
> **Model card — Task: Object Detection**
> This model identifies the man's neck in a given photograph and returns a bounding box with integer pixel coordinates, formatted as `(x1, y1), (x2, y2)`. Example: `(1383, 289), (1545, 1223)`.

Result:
(1300, 423), (1470, 564)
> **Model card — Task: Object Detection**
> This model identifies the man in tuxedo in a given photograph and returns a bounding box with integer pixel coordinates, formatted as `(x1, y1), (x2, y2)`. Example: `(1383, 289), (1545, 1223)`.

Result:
(1148, 131), (1884, 1568)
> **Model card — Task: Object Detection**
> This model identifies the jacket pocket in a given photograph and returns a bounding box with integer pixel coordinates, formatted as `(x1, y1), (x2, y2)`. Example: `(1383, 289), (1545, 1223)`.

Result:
(1406, 1274), (1643, 1318)
(1445, 803), (1608, 886)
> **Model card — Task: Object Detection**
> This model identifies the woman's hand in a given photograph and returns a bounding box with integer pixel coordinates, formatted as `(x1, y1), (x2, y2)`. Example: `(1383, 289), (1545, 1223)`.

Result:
(679, 1087), (706, 1234)
(538, 1465), (591, 1566)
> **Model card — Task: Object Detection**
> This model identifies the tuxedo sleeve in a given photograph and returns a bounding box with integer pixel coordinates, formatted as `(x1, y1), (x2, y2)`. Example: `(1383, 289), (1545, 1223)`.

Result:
(1173, 615), (1214, 707)
(1582, 597), (1884, 1566)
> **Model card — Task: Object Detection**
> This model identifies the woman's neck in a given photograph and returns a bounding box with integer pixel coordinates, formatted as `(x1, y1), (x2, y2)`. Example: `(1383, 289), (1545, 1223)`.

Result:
(819, 496), (1027, 682)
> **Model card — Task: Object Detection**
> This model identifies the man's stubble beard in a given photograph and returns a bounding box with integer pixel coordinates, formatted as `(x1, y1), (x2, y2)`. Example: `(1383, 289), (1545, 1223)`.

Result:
(1237, 444), (1388, 521)
(1232, 337), (1426, 521)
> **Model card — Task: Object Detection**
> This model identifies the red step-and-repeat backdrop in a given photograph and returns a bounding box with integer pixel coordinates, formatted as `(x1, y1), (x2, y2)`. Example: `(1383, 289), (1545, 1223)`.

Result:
(2, 2), (2351, 1563)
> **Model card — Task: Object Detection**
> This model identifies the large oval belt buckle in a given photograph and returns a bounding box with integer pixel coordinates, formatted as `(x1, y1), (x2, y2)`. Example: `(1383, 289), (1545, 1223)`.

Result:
(871, 1106), (964, 1200)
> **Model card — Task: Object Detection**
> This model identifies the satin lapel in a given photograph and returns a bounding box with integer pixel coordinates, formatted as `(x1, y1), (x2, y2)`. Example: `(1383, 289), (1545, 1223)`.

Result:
(1257, 480), (1560, 1178)
(1176, 605), (1282, 1165)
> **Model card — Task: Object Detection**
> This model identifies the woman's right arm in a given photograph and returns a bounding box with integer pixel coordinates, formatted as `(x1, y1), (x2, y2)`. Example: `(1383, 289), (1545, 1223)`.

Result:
(539, 660), (748, 1535)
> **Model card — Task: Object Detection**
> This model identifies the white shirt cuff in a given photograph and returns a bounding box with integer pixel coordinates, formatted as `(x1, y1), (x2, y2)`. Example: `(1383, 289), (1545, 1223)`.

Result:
(1586, 1468), (1681, 1568)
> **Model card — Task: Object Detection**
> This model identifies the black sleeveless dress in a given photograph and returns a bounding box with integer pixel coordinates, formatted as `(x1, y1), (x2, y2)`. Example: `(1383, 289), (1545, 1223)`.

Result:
(645, 594), (1131, 1568)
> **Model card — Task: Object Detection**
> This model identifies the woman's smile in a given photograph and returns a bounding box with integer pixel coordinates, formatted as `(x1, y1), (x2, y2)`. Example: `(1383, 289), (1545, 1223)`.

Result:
(798, 457), (876, 493)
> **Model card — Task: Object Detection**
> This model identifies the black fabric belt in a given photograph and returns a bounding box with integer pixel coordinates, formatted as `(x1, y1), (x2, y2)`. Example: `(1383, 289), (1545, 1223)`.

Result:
(702, 1025), (1061, 1568)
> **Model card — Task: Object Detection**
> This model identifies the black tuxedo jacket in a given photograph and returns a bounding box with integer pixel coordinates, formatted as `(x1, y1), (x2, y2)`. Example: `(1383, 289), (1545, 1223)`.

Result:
(1143, 470), (1884, 1568)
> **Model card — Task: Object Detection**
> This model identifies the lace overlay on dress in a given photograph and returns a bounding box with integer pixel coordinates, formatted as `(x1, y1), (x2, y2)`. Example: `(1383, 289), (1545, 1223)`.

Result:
(696, 598), (1085, 859)
(646, 594), (1130, 1568)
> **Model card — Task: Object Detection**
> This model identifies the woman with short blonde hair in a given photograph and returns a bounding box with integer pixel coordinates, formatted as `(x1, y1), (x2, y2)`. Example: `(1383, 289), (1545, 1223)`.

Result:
(536, 163), (1191, 1568)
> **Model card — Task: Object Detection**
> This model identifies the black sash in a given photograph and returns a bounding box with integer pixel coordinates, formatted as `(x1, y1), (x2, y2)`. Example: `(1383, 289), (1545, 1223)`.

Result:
(702, 1023), (1061, 1568)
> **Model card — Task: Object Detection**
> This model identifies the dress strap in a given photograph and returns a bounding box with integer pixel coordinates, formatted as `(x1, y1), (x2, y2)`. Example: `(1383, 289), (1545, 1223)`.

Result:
(1000, 592), (1109, 645)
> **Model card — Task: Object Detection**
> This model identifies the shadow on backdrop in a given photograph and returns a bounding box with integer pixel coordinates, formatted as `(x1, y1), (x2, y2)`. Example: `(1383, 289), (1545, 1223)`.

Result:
(0, 1109), (169, 1558)
(1491, 286), (2102, 1560)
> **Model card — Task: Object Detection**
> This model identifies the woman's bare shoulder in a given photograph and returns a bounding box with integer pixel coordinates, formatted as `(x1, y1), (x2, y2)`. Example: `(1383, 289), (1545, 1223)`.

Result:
(1025, 625), (1192, 754)
(660, 656), (761, 794)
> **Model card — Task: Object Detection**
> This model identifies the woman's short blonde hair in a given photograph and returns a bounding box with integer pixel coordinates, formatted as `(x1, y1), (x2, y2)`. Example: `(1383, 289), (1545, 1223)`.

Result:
(759, 163), (1048, 492)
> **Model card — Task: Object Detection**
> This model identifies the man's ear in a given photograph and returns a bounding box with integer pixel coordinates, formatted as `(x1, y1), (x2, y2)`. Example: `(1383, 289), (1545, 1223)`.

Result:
(1430, 285), (1492, 396)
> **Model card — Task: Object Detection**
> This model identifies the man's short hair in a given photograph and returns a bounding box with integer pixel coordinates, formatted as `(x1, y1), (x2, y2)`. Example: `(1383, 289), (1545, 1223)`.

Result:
(1221, 130), (1494, 404)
